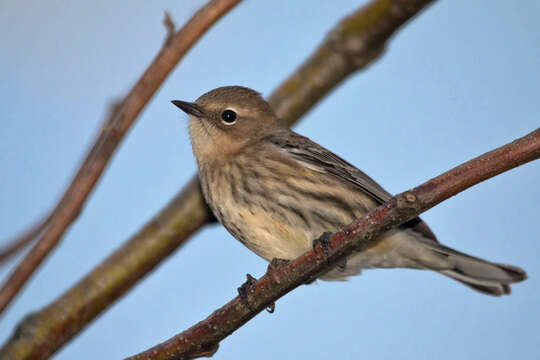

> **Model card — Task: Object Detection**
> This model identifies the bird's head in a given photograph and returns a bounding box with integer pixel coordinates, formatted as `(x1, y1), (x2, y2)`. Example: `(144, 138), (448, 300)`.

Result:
(172, 86), (284, 163)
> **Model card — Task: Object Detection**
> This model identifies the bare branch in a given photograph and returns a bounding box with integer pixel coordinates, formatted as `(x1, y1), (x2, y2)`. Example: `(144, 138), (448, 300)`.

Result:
(0, 178), (213, 360)
(269, 0), (434, 125)
(0, 214), (51, 265)
(0, 0), (435, 358)
(163, 11), (176, 46)
(0, 0), (243, 316)
(127, 128), (540, 360)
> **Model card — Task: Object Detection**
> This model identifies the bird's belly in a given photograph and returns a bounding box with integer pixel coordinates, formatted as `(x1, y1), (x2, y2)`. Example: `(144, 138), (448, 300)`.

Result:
(221, 204), (320, 261)
(221, 202), (427, 281)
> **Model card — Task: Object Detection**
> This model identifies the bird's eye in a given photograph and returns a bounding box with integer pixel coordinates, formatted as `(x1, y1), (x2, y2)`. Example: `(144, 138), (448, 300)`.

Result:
(221, 109), (237, 124)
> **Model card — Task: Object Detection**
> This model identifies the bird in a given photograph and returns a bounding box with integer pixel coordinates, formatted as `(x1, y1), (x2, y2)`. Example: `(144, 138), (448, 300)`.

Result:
(172, 85), (526, 295)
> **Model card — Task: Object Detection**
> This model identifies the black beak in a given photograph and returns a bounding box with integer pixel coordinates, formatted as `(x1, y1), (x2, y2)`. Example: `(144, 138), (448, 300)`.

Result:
(171, 100), (204, 118)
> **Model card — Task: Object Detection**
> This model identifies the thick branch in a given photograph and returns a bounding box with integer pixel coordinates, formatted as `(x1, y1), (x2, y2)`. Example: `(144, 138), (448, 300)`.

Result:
(0, 0), (243, 316)
(128, 128), (540, 360)
(0, 0), (434, 358)
(268, 0), (434, 125)
(0, 178), (212, 360)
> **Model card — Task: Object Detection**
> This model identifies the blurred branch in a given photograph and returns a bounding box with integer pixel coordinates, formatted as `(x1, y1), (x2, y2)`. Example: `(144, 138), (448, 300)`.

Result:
(268, 0), (434, 124)
(0, 0), (243, 316)
(163, 11), (176, 46)
(0, 214), (51, 265)
(0, 0), (434, 359)
(128, 128), (540, 360)
(1, 178), (212, 360)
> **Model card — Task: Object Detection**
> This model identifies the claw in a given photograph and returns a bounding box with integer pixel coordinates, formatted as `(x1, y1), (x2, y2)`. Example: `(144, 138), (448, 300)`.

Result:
(312, 232), (333, 261)
(263, 258), (289, 313)
(336, 258), (347, 271)
(237, 273), (257, 310)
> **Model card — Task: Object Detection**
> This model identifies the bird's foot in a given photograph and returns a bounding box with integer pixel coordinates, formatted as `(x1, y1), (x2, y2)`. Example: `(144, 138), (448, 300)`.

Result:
(264, 258), (290, 313)
(237, 273), (257, 310)
(312, 232), (333, 262)
(267, 258), (289, 283)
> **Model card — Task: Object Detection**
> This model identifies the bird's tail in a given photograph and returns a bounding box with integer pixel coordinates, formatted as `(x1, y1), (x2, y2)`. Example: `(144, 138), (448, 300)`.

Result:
(421, 241), (527, 296)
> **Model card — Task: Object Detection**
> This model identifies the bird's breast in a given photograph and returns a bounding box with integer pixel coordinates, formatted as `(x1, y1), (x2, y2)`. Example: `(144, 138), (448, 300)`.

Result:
(198, 157), (368, 261)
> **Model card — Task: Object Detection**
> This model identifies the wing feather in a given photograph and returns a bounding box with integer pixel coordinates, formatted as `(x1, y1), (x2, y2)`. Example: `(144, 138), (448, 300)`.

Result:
(265, 130), (437, 241)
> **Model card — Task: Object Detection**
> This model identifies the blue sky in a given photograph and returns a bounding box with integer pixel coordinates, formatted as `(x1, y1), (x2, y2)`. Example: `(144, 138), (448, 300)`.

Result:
(1, 1), (539, 359)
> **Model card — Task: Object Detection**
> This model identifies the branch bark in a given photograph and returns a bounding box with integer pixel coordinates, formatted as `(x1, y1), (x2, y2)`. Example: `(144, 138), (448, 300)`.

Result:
(127, 128), (540, 360)
(0, 0), (243, 316)
(268, 0), (434, 124)
(0, 0), (434, 358)
(0, 214), (51, 265)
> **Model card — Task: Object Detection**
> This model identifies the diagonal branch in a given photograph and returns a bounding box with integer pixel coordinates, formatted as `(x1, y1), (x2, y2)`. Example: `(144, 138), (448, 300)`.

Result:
(268, 0), (435, 124)
(0, 0), (244, 316)
(0, 1), (435, 359)
(0, 213), (51, 265)
(127, 128), (540, 360)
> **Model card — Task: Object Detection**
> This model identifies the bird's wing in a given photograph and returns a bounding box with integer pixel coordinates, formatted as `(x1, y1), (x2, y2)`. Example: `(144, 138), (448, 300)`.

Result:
(267, 130), (392, 204)
(266, 130), (437, 241)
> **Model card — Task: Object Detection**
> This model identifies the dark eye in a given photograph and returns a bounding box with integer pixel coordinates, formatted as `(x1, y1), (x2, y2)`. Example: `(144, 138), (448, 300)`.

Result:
(221, 109), (237, 124)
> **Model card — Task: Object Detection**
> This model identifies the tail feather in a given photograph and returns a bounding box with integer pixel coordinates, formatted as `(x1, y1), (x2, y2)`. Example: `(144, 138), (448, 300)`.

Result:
(440, 270), (511, 296)
(419, 241), (527, 296)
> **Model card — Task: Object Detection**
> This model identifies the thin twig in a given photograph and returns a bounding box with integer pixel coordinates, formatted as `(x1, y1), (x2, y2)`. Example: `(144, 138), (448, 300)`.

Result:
(0, 214), (51, 265)
(127, 128), (540, 360)
(163, 11), (176, 46)
(0, 1), (435, 359)
(0, 0), (244, 316)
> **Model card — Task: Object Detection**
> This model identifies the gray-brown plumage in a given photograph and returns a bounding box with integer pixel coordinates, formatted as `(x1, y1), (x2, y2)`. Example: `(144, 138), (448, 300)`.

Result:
(172, 86), (526, 295)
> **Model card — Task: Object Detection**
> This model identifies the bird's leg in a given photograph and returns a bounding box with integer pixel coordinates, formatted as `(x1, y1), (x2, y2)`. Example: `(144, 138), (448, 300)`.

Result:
(312, 232), (347, 276)
(312, 232), (333, 262)
(237, 273), (257, 310)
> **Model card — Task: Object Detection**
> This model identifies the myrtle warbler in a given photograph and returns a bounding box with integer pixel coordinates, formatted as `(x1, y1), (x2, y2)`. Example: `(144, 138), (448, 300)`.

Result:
(172, 86), (526, 295)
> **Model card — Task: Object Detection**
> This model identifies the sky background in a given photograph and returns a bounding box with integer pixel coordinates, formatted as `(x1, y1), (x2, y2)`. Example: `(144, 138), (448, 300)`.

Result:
(1, 1), (539, 359)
